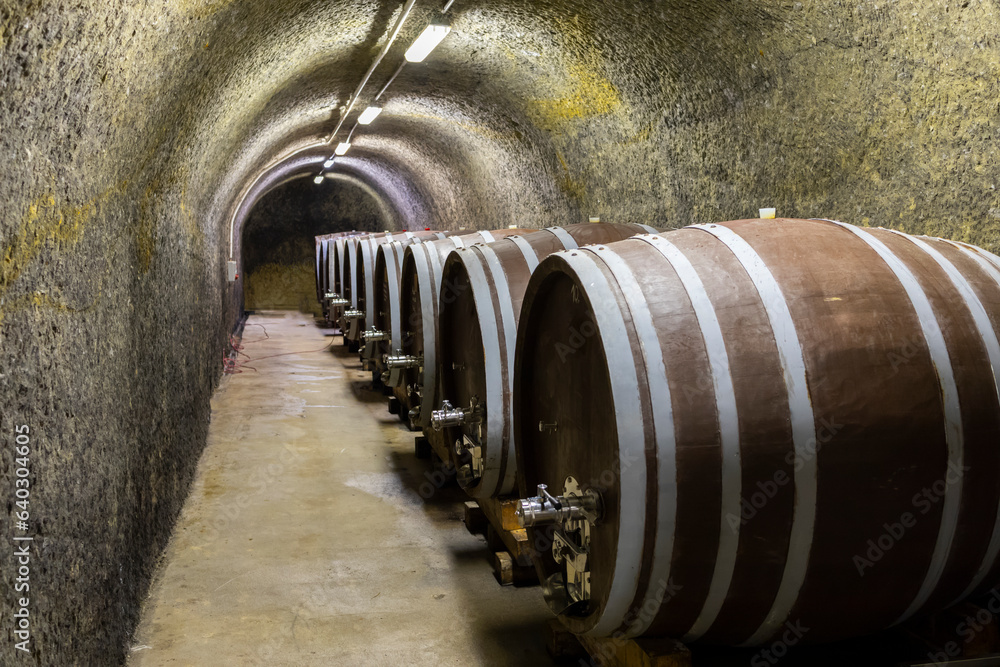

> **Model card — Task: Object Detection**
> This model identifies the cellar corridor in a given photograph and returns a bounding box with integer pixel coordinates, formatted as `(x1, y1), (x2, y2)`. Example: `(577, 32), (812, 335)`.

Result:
(128, 311), (551, 665)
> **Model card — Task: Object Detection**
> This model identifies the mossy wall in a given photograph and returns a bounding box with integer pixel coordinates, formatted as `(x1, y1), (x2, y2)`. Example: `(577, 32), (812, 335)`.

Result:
(1, 0), (998, 664)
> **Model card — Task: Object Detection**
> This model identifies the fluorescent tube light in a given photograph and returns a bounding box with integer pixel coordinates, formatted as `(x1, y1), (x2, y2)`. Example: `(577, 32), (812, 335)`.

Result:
(335, 142), (351, 156)
(358, 106), (382, 125)
(404, 23), (451, 62)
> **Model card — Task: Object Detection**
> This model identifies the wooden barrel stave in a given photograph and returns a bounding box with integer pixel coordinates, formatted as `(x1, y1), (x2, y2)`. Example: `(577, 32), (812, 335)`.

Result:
(513, 218), (1000, 646)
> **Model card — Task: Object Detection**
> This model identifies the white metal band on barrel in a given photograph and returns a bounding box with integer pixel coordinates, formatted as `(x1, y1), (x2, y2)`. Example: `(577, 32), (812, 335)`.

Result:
(547, 226), (579, 250)
(478, 244), (520, 497)
(823, 221), (964, 624)
(588, 243), (678, 638)
(348, 243), (359, 308)
(556, 250), (647, 638)
(460, 249), (506, 497)
(430, 241), (449, 294)
(636, 234), (742, 640)
(387, 244), (403, 350)
(479, 230), (496, 244)
(637, 224), (659, 234)
(413, 247), (438, 429)
(510, 235), (541, 273)
(363, 241), (377, 323)
(451, 236), (466, 249)
(921, 239), (1000, 603)
(692, 223), (817, 646)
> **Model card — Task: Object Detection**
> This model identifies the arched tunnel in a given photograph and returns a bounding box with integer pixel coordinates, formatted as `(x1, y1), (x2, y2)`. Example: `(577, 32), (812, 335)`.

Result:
(2, 0), (1000, 664)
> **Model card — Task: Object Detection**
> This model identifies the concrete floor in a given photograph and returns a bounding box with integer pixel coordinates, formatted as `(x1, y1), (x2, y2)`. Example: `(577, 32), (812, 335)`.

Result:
(129, 311), (555, 666)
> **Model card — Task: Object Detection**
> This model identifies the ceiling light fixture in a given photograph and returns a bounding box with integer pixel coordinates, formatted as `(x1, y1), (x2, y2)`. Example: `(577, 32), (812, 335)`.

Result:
(323, 158), (336, 169)
(335, 142), (351, 156)
(313, 175), (325, 185)
(358, 106), (383, 125)
(404, 20), (451, 63)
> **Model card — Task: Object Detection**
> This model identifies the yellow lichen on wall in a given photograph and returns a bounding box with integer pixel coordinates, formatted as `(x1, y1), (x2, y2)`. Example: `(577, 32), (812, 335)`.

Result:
(527, 54), (622, 133)
(0, 183), (126, 322)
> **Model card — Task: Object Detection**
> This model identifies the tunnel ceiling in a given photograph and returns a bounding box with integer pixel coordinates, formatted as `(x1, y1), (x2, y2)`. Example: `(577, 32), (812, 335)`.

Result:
(5, 0), (997, 270)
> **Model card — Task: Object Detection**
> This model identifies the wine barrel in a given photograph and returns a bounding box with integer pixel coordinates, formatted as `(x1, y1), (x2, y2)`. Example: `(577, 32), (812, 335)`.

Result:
(393, 229), (538, 427)
(315, 235), (326, 305)
(316, 232), (355, 319)
(434, 223), (659, 499)
(513, 218), (1000, 646)
(328, 233), (363, 323)
(340, 232), (392, 345)
(364, 231), (452, 370)
(354, 231), (451, 351)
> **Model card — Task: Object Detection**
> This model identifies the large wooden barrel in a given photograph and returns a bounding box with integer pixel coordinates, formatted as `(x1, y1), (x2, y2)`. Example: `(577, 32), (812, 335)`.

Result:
(353, 231), (450, 349)
(316, 232), (354, 319)
(434, 223), (658, 499)
(365, 231), (452, 372)
(394, 229), (538, 428)
(513, 218), (1000, 646)
(315, 235), (326, 305)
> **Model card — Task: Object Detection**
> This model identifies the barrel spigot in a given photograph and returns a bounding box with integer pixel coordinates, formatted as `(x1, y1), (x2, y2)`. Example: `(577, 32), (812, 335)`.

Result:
(517, 482), (602, 527)
(384, 353), (422, 370)
(344, 309), (363, 320)
(361, 328), (388, 343)
(430, 398), (481, 431)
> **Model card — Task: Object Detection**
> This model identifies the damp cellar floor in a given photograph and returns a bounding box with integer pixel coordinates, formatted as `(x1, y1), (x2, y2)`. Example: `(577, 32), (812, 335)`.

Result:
(128, 311), (553, 666)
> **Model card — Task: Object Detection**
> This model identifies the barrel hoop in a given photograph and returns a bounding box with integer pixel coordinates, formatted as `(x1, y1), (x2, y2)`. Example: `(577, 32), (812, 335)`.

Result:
(433, 232), (447, 240)
(906, 236), (1000, 605)
(821, 221), (964, 624)
(959, 241), (1000, 274)
(404, 231), (414, 240)
(637, 224), (659, 234)
(557, 250), (648, 638)
(363, 241), (377, 322)
(479, 230), (496, 244)
(692, 223), (817, 646)
(452, 236), (466, 249)
(478, 244), (520, 497)
(387, 245), (403, 350)
(348, 242), (359, 307)
(636, 234), (743, 641)
(460, 249), (506, 498)
(413, 246), (438, 428)
(588, 243), (678, 638)
(510, 235), (541, 273)
(547, 226), (580, 250)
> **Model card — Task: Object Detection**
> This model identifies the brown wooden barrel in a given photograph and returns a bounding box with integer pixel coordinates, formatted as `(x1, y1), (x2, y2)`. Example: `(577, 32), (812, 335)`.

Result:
(316, 232), (354, 315)
(395, 229), (540, 428)
(434, 223), (659, 499)
(366, 231), (452, 371)
(513, 218), (1000, 646)
(353, 231), (451, 348)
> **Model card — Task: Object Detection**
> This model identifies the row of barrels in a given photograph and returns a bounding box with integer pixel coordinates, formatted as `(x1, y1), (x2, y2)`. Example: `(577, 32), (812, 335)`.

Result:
(314, 219), (1000, 647)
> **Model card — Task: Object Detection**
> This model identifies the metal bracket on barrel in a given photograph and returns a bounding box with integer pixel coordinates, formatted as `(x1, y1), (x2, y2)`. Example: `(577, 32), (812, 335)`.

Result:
(517, 477), (601, 608)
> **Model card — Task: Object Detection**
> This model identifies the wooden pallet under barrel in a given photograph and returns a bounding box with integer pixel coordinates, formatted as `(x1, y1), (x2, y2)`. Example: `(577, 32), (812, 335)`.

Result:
(415, 427), (537, 587)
